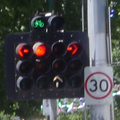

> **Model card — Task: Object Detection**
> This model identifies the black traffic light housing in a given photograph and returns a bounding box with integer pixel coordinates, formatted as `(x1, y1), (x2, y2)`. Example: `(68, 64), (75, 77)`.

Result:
(30, 13), (66, 32)
(5, 31), (89, 101)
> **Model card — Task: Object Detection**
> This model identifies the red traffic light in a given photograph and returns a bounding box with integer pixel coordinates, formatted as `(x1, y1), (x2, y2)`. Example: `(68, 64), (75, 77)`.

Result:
(33, 42), (50, 58)
(67, 43), (82, 55)
(16, 43), (33, 58)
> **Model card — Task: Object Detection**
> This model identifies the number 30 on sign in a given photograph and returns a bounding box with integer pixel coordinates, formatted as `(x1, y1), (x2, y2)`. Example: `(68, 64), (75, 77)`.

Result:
(84, 66), (113, 105)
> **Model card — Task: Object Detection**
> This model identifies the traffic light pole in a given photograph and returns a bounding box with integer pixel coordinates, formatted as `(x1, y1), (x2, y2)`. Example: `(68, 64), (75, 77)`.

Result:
(87, 0), (114, 120)
(46, 0), (52, 12)
(49, 99), (58, 120)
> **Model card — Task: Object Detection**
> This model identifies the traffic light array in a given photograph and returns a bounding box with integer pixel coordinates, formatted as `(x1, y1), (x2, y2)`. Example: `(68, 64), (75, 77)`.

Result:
(5, 13), (89, 101)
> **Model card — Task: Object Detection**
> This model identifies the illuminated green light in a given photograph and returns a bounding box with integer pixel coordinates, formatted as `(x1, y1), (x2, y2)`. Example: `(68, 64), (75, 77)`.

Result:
(33, 20), (45, 28)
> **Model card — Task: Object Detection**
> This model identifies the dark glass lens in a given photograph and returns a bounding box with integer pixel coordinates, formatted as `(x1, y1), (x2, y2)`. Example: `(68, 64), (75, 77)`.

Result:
(52, 42), (66, 56)
(36, 60), (50, 73)
(17, 77), (34, 90)
(52, 59), (67, 72)
(68, 59), (83, 72)
(36, 76), (51, 89)
(16, 60), (34, 74)
(51, 16), (65, 30)
(69, 75), (83, 88)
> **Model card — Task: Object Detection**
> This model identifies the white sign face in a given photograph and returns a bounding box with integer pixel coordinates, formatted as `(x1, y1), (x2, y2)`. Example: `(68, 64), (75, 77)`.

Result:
(84, 66), (113, 105)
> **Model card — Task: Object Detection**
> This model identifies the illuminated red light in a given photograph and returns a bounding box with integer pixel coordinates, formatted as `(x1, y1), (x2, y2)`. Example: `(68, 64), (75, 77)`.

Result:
(23, 49), (29, 53)
(18, 46), (24, 57)
(16, 43), (33, 58)
(67, 43), (82, 55)
(36, 45), (46, 57)
(67, 46), (72, 51)
(33, 42), (50, 58)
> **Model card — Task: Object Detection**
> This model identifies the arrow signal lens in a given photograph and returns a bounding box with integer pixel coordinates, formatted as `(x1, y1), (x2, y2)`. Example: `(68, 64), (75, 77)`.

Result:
(16, 43), (33, 58)
(53, 75), (67, 89)
(67, 43), (82, 55)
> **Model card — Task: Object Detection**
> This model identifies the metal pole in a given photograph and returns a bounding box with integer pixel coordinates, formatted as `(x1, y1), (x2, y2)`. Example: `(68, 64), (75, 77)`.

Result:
(46, 0), (52, 12)
(82, 0), (84, 32)
(87, 0), (114, 120)
(49, 99), (58, 120)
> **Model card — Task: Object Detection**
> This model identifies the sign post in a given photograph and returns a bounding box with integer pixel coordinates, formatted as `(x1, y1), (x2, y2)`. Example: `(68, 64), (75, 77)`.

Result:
(87, 0), (114, 119)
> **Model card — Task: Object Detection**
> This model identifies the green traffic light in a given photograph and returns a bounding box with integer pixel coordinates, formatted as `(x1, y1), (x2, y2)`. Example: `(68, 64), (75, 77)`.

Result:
(33, 20), (45, 28)
(31, 16), (48, 30)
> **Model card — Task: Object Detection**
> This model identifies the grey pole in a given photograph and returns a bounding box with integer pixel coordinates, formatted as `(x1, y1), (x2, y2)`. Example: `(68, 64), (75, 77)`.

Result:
(46, 0), (52, 12)
(87, 0), (114, 120)
(82, 0), (84, 32)
(49, 99), (58, 120)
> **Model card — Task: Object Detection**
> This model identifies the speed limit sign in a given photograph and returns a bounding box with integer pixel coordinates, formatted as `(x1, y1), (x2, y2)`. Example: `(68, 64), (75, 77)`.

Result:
(84, 66), (113, 105)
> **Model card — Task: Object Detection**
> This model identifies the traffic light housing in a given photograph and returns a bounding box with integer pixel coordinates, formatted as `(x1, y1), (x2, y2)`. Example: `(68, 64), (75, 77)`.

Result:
(30, 13), (66, 32)
(5, 31), (89, 101)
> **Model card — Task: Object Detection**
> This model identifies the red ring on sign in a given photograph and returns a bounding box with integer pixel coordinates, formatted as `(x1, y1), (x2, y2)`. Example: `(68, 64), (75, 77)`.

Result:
(84, 72), (113, 99)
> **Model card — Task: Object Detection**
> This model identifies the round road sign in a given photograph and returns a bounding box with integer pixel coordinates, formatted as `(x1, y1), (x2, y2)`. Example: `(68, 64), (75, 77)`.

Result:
(85, 72), (113, 99)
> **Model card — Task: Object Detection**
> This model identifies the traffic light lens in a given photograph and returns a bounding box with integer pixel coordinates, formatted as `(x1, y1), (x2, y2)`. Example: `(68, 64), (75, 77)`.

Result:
(33, 42), (50, 58)
(16, 44), (33, 58)
(53, 75), (67, 88)
(68, 59), (83, 72)
(31, 16), (48, 30)
(36, 76), (51, 89)
(67, 43), (82, 55)
(36, 45), (46, 57)
(69, 75), (83, 88)
(36, 60), (50, 73)
(52, 42), (66, 56)
(52, 59), (67, 72)
(49, 16), (66, 30)
(17, 77), (34, 90)
(16, 60), (34, 74)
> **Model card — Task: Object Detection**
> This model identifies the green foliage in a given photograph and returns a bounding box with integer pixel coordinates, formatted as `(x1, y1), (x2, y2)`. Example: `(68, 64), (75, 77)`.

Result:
(0, 111), (16, 120)
(111, 0), (120, 40)
(112, 40), (120, 78)
(57, 111), (84, 120)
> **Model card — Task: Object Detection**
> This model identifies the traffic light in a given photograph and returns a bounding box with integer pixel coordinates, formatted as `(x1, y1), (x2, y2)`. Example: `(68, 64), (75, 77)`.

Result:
(5, 31), (89, 101)
(30, 13), (66, 32)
